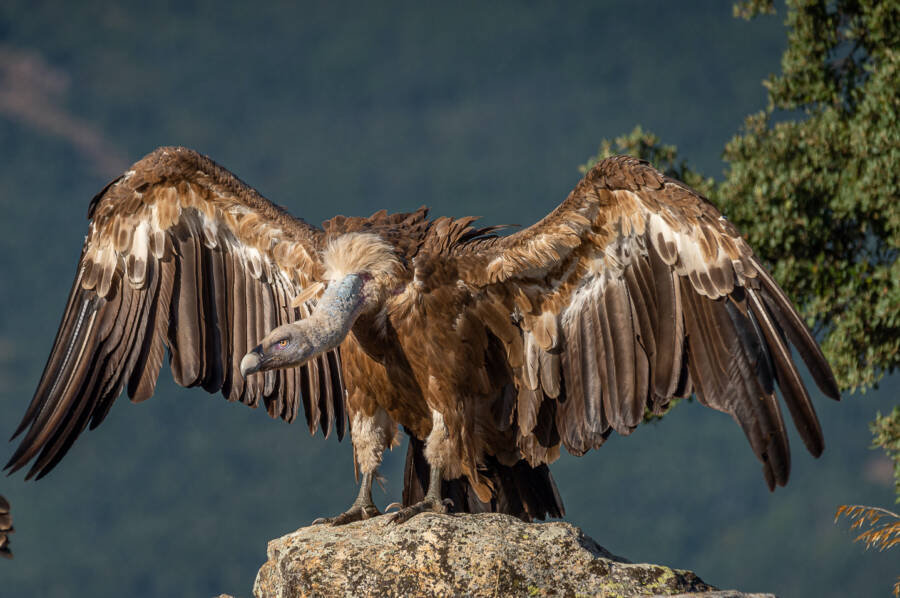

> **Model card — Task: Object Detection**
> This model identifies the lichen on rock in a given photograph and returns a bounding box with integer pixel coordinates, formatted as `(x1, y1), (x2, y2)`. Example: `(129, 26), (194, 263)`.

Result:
(251, 513), (774, 598)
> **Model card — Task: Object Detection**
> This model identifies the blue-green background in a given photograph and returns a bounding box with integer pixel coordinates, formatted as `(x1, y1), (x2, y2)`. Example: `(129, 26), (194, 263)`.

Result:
(0, 2), (895, 596)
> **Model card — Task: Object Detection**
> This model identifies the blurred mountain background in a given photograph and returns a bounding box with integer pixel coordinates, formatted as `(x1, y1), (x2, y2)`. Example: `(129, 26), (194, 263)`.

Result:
(0, 2), (895, 597)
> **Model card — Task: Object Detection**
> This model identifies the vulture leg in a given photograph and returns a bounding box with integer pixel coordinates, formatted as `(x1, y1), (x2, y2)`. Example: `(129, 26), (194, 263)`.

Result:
(313, 406), (396, 526)
(389, 409), (453, 524)
(312, 470), (380, 526)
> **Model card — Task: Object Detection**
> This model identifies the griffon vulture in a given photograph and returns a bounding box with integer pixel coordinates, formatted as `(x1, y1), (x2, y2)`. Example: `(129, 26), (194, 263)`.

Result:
(0, 495), (11, 558)
(6, 147), (840, 524)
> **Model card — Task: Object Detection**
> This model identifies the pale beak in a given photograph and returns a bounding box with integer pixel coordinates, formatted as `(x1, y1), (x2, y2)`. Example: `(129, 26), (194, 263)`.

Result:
(240, 345), (264, 377)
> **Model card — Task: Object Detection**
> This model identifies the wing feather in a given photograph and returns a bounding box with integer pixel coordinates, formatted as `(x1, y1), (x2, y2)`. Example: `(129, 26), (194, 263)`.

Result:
(602, 278), (635, 434)
(747, 288), (824, 456)
(318, 353), (335, 438)
(171, 228), (203, 387)
(301, 304), (322, 435)
(623, 271), (651, 426)
(326, 349), (346, 440)
(578, 296), (604, 438)
(202, 244), (228, 394)
(754, 265), (839, 399)
(558, 313), (587, 454)
(7, 146), (344, 479)
(228, 250), (248, 403)
(217, 245), (236, 401)
(459, 155), (839, 490)
(258, 278), (277, 398)
(538, 348), (560, 400)
(39, 269), (155, 477)
(128, 256), (174, 403)
(516, 382), (541, 438)
(269, 275), (294, 420)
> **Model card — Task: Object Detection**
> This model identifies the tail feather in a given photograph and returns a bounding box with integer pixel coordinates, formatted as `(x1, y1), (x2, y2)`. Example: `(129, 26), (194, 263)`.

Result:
(402, 434), (564, 521)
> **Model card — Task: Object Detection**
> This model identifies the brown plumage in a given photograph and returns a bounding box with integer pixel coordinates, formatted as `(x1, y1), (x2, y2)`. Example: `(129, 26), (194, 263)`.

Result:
(7, 148), (345, 481)
(0, 495), (11, 558)
(457, 155), (840, 490)
(7, 147), (840, 524)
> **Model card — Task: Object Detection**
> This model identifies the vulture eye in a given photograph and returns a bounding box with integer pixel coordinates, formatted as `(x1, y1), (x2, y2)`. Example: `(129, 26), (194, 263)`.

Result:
(276, 339), (289, 350)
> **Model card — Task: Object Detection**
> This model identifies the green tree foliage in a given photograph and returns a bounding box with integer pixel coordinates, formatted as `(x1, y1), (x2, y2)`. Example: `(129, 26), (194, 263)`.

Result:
(724, 0), (900, 393)
(872, 406), (900, 500)
(583, 0), (900, 488)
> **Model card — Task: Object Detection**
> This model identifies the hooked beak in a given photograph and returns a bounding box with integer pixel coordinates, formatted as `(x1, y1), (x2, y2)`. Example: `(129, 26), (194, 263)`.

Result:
(239, 345), (264, 377)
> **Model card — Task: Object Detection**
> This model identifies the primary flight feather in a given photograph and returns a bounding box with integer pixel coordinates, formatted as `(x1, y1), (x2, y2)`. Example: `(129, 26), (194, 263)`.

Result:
(7, 147), (840, 524)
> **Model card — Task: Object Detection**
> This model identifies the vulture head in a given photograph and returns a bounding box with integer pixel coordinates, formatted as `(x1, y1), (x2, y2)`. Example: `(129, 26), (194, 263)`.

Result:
(240, 232), (399, 377)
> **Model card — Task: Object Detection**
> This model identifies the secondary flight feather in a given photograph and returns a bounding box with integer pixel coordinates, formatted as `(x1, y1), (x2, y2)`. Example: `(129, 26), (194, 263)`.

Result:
(7, 147), (840, 524)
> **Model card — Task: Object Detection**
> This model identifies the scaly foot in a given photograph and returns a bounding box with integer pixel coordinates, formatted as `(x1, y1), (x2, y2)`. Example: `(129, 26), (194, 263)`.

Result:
(312, 502), (381, 526)
(388, 497), (453, 524)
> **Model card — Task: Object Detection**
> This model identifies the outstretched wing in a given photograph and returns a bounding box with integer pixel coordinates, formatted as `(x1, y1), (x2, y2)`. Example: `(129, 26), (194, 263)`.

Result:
(459, 155), (840, 490)
(7, 146), (346, 480)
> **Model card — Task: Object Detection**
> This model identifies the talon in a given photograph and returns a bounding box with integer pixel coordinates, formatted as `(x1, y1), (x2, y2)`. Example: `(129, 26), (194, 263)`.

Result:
(314, 503), (383, 527)
(387, 497), (448, 524)
(384, 502), (402, 513)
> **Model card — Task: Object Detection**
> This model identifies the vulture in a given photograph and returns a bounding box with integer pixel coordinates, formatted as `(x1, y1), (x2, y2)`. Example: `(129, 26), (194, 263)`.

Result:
(0, 495), (11, 558)
(6, 147), (840, 524)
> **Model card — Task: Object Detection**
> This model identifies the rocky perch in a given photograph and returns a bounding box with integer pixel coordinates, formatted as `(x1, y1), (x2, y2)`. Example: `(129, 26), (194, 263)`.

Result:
(249, 513), (774, 598)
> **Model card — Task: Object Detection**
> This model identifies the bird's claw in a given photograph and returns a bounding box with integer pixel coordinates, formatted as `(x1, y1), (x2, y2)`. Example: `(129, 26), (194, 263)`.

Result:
(388, 497), (454, 524)
(311, 503), (381, 526)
